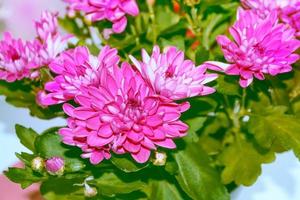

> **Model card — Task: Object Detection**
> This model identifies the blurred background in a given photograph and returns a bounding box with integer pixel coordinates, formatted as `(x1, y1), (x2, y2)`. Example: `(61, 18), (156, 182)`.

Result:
(0, 0), (300, 199)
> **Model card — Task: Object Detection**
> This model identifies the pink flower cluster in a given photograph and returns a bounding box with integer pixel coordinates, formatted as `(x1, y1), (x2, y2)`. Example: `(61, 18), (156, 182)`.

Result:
(130, 46), (217, 100)
(38, 46), (119, 105)
(64, 0), (139, 34)
(0, 32), (41, 82)
(205, 8), (300, 87)
(35, 11), (73, 66)
(241, 0), (300, 37)
(38, 45), (216, 164)
(0, 11), (72, 82)
(281, 2), (300, 37)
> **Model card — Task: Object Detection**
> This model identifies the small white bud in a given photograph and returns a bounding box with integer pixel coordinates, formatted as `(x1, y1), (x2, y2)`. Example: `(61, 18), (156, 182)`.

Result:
(242, 115), (250, 122)
(31, 157), (44, 172)
(84, 183), (98, 198)
(153, 151), (167, 166)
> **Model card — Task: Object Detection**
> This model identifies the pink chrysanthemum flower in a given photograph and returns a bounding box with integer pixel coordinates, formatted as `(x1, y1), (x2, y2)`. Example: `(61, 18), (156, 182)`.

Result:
(59, 63), (190, 164)
(205, 8), (300, 87)
(64, 0), (139, 33)
(281, 2), (300, 37)
(35, 11), (59, 41)
(38, 45), (120, 106)
(35, 11), (74, 65)
(0, 32), (41, 82)
(241, 0), (300, 37)
(129, 46), (218, 100)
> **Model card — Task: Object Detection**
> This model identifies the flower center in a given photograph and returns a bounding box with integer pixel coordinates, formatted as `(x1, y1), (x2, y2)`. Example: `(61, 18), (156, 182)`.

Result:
(253, 43), (265, 56)
(8, 47), (21, 61)
(122, 98), (145, 128)
(165, 66), (176, 78)
(127, 98), (140, 107)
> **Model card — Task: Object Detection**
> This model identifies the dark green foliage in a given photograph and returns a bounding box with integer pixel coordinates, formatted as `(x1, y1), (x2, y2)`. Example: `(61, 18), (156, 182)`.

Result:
(2, 0), (300, 199)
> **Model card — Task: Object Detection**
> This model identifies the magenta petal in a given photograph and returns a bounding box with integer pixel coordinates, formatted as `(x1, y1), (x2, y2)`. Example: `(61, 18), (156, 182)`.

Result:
(63, 103), (75, 117)
(123, 140), (141, 153)
(87, 133), (114, 146)
(127, 131), (143, 142)
(122, 0), (139, 16)
(73, 108), (97, 120)
(147, 115), (163, 127)
(239, 77), (253, 88)
(59, 128), (73, 138)
(142, 137), (156, 149)
(154, 138), (176, 149)
(75, 95), (92, 107)
(98, 124), (113, 138)
(131, 147), (151, 163)
(112, 17), (127, 33)
(86, 116), (101, 130)
(90, 152), (104, 165)
(163, 112), (180, 122)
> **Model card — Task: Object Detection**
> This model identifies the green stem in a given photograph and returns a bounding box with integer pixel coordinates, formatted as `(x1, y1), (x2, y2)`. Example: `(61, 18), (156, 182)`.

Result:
(147, 3), (157, 44)
(240, 88), (247, 115)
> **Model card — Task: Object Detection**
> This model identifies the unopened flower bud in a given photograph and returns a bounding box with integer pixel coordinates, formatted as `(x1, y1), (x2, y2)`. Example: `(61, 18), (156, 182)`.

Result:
(45, 157), (65, 176)
(31, 157), (44, 172)
(84, 184), (98, 198)
(153, 151), (167, 166)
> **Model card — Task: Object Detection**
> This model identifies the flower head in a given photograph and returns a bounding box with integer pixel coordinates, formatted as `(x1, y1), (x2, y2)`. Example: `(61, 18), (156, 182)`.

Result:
(59, 63), (190, 164)
(205, 8), (300, 87)
(35, 11), (59, 41)
(0, 32), (41, 82)
(130, 46), (217, 100)
(38, 46), (120, 106)
(64, 0), (139, 33)
(45, 157), (65, 176)
(241, 0), (300, 37)
(35, 11), (73, 65)
(281, 2), (300, 37)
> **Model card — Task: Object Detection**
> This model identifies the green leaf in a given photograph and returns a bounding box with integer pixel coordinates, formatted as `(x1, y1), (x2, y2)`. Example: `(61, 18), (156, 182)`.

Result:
(35, 130), (85, 172)
(40, 177), (84, 200)
(182, 97), (218, 119)
(15, 124), (39, 152)
(202, 13), (224, 50)
(174, 142), (230, 200)
(219, 138), (275, 186)
(183, 117), (207, 142)
(159, 36), (185, 50)
(15, 152), (36, 166)
(0, 80), (63, 119)
(202, 112), (230, 136)
(155, 6), (180, 34)
(195, 46), (210, 65)
(146, 180), (183, 200)
(198, 136), (222, 155)
(249, 106), (300, 159)
(287, 69), (300, 101)
(111, 155), (149, 173)
(216, 75), (241, 96)
(4, 167), (43, 189)
(93, 173), (146, 197)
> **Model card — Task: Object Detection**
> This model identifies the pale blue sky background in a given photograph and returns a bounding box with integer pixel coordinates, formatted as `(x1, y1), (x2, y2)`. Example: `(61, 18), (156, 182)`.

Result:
(0, 0), (300, 199)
